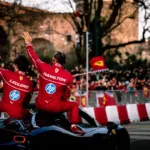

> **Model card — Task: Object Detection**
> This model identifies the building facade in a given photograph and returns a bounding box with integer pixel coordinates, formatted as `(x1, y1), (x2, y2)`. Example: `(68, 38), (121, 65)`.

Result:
(0, 0), (149, 64)
(0, 1), (77, 62)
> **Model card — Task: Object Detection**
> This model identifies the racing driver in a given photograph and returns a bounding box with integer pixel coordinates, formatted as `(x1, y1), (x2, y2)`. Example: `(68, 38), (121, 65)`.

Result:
(0, 55), (33, 119)
(22, 31), (85, 134)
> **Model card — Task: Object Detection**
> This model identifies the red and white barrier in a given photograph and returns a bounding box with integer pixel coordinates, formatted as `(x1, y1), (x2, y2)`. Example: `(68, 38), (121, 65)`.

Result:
(94, 107), (107, 125)
(105, 106), (120, 124)
(145, 103), (150, 119)
(126, 104), (140, 122)
(117, 105), (129, 124)
(137, 104), (148, 121)
(83, 103), (150, 125)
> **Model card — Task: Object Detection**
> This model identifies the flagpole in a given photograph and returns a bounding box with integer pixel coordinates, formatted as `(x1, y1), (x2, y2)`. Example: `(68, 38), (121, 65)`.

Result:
(86, 32), (89, 107)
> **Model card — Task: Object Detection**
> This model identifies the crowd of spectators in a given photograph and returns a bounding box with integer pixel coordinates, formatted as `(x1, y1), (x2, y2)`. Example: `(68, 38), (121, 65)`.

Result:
(70, 65), (150, 95)
(0, 61), (150, 96)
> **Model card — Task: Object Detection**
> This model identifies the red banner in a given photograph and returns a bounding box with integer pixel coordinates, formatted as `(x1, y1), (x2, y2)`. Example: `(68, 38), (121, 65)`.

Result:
(90, 56), (108, 72)
(104, 92), (117, 106)
(143, 87), (149, 98)
(72, 95), (87, 107)
(96, 92), (116, 107)
(81, 96), (87, 107)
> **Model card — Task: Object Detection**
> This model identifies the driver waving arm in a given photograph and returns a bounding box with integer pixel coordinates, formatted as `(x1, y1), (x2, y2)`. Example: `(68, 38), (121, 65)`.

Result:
(22, 32), (44, 71)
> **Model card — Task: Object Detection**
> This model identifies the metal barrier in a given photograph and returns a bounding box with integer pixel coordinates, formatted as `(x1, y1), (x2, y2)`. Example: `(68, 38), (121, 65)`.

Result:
(73, 90), (150, 107)
(0, 90), (149, 107)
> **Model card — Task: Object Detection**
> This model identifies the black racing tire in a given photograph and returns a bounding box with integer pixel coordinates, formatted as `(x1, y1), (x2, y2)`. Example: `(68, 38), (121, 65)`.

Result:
(116, 128), (130, 150)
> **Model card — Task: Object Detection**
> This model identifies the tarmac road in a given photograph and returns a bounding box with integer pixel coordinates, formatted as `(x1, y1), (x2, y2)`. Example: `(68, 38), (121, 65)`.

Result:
(130, 140), (150, 150)
(123, 121), (150, 150)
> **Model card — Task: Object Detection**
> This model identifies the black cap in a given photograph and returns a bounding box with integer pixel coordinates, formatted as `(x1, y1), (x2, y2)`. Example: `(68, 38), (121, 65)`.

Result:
(54, 51), (66, 65)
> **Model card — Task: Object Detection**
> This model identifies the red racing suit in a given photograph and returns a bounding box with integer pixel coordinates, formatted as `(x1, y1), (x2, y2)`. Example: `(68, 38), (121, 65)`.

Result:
(26, 44), (79, 124)
(0, 69), (33, 119)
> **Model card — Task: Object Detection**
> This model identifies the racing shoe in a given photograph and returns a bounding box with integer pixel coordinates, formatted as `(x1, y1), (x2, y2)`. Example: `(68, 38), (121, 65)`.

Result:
(70, 124), (85, 135)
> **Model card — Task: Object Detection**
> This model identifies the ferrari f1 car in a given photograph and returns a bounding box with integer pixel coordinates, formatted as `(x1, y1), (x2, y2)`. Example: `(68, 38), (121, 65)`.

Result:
(0, 104), (130, 150)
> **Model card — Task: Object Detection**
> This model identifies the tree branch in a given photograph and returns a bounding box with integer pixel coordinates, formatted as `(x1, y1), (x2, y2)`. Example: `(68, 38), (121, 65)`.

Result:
(103, 39), (145, 50)
(102, 7), (138, 37)
(101, 0), (125, 33)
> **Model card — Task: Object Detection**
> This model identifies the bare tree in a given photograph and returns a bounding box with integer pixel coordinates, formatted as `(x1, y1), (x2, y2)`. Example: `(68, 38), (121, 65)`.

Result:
(65, 0), (150, 63)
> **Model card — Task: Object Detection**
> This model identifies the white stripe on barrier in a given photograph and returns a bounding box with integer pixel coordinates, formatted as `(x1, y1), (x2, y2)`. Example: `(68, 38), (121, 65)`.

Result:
(126, 104), (140, 122)
(145, 103), (150, 119)
(105, 106), (120, 124)
(83, 107), (95, 119)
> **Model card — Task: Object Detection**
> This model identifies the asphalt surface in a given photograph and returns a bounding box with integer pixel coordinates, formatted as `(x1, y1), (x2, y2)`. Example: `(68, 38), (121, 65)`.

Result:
(123, 121), (150, 150)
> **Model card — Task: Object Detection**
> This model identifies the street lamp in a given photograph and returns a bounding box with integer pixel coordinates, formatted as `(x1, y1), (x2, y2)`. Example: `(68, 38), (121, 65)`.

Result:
(85, 32), (89, 106)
